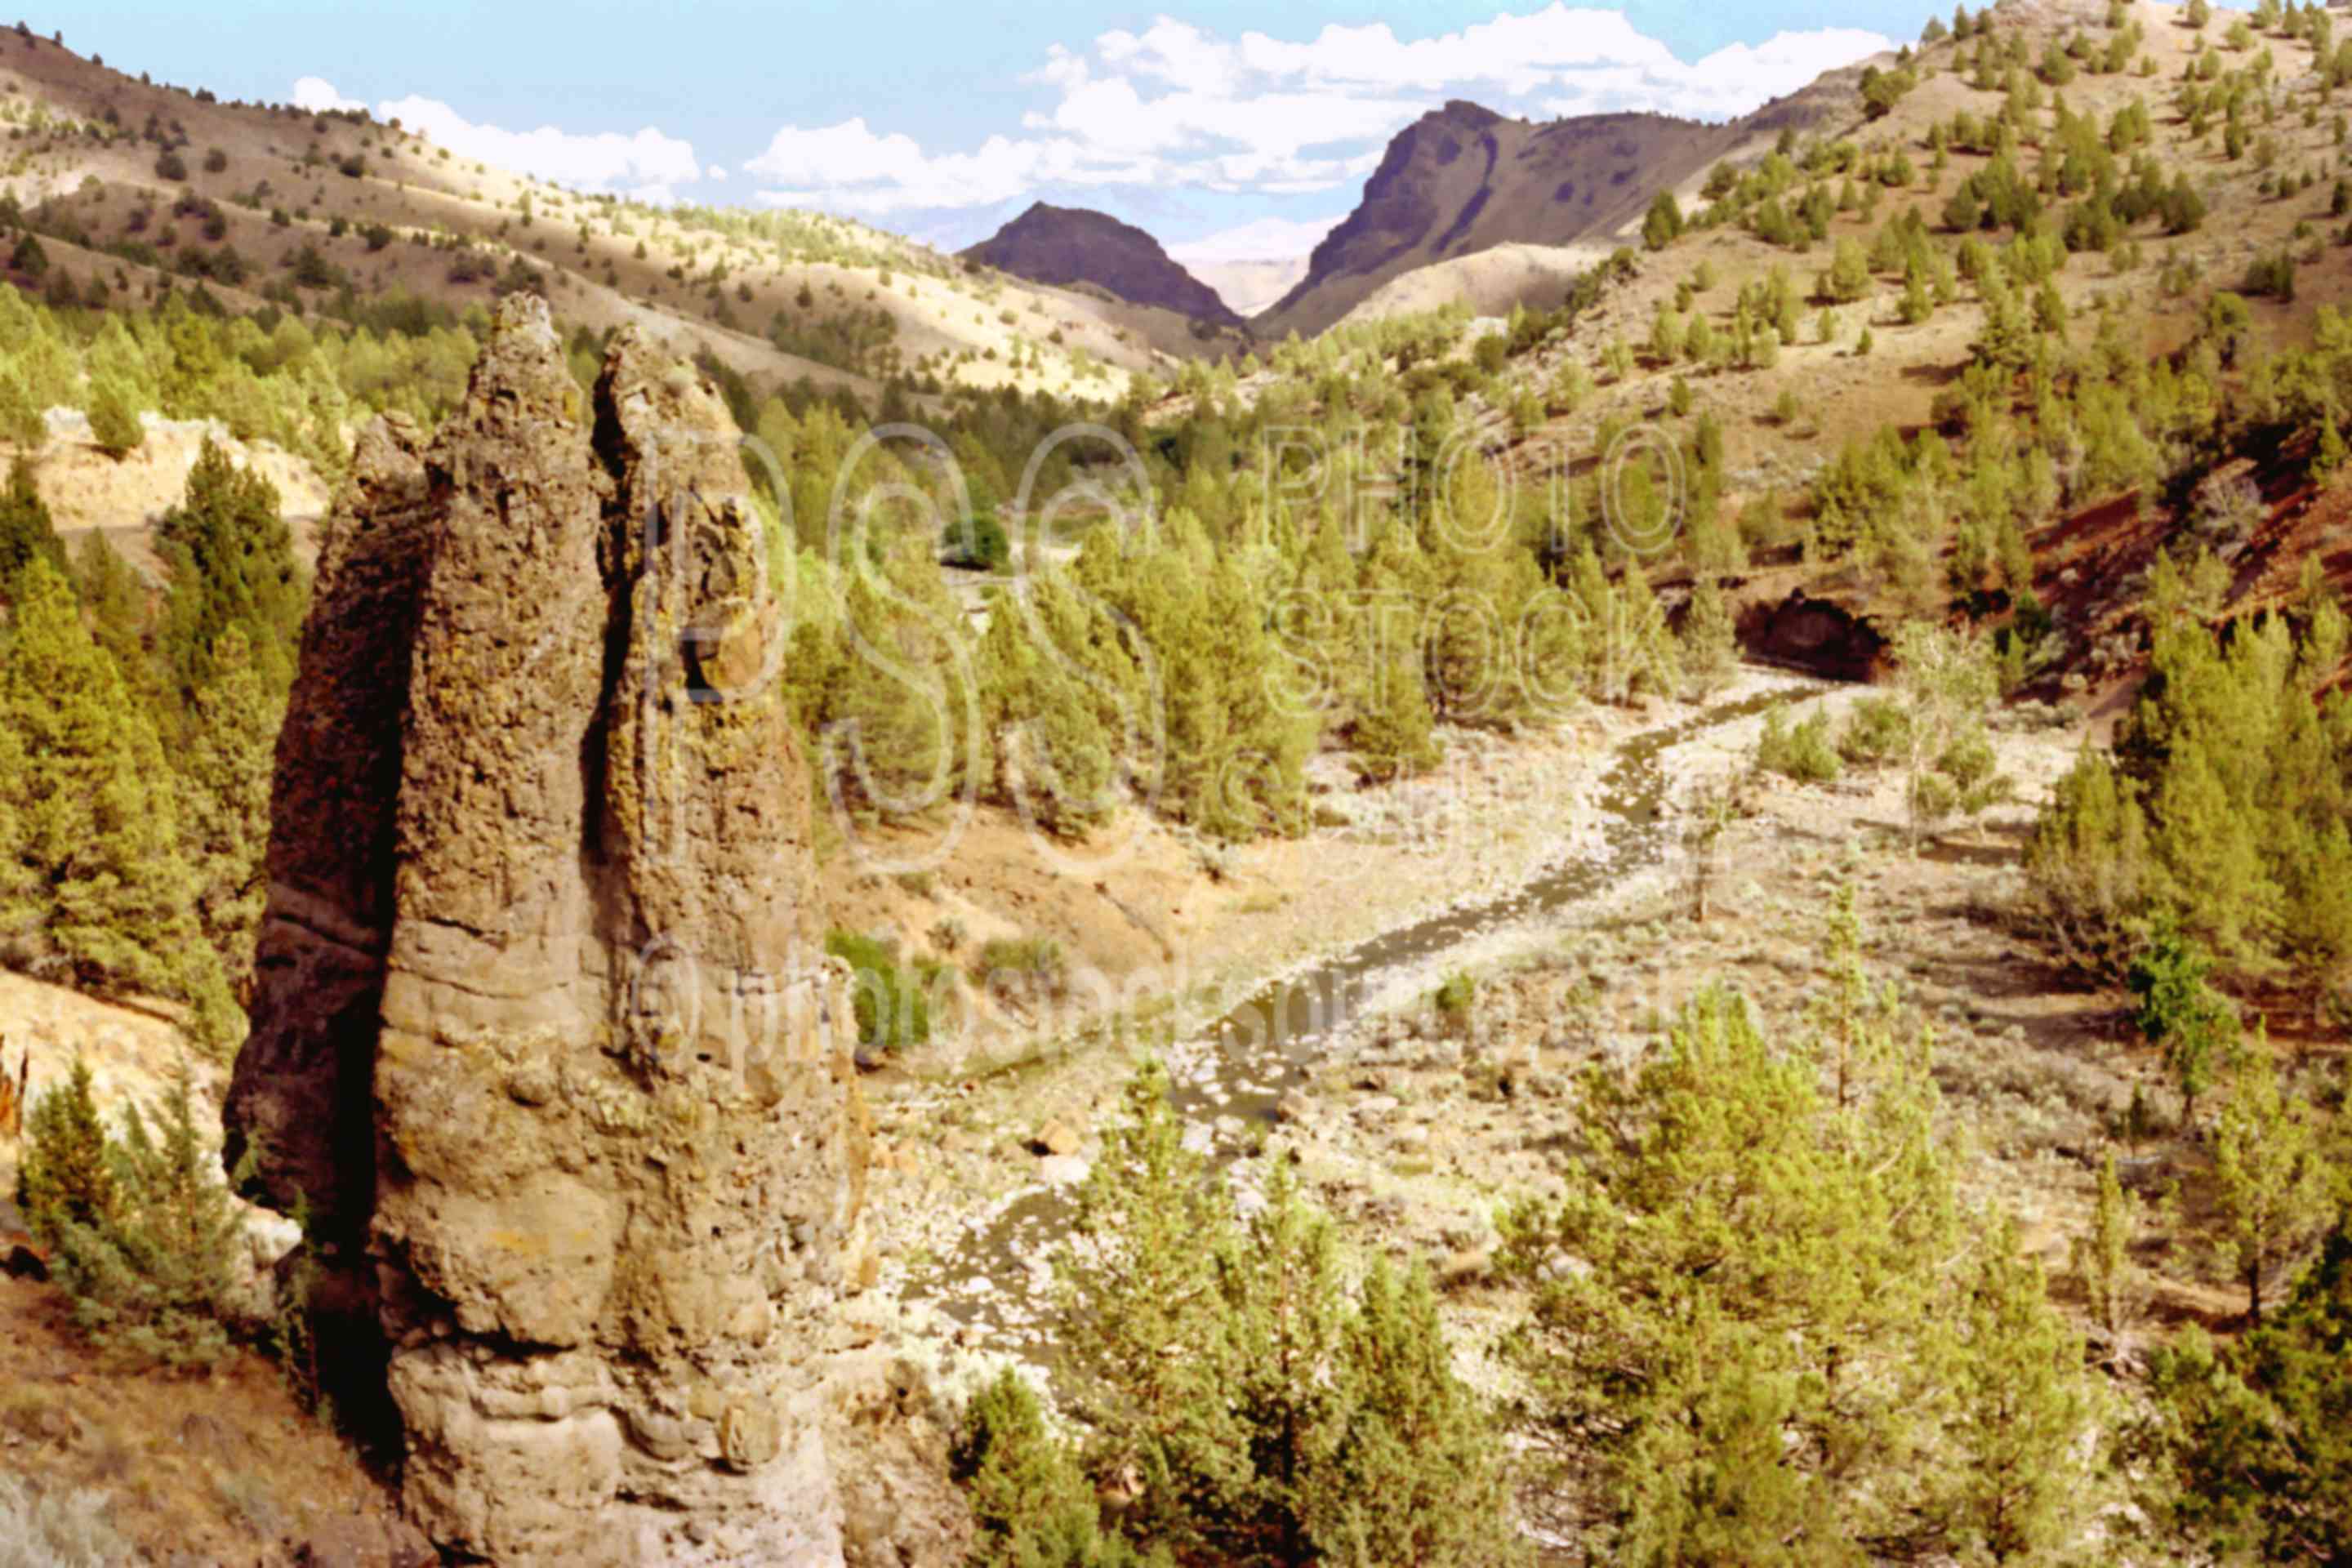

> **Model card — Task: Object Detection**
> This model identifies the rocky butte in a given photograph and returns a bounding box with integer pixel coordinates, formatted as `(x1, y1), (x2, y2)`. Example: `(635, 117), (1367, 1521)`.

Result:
(224, 296), (966, 1565)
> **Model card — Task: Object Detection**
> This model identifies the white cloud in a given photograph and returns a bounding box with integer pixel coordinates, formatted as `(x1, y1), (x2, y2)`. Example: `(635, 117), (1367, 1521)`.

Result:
(706, 164), (728, 180)
(376, 92), (704, 196)
(290, 76), (363, 113)
(747, 118), (1074, 215)
(1169, 213), (1348, 264)
(749, 4), (1892, 217)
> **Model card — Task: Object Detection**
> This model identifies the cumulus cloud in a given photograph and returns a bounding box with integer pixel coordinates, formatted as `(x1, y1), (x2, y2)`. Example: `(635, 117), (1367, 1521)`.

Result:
(748, 5), (1892, 216)
(373, 91), (705, 196)
(290, 76), (363, 113)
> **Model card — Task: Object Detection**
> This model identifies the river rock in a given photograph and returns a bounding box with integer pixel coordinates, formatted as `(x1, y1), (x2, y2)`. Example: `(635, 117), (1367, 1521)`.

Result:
(225, 299), (966, 1566)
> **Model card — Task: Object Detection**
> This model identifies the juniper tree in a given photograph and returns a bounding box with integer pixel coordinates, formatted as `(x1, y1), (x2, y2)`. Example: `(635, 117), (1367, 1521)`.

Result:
(1890, 620), (2007, 851)
(154, 437), (305, 707)
(2127, 924), (2238, 1130)
(974, 578), (1118, 840)
(176, 626), (282, 988)
(951, 1369), (1165, 1568)
(1497, 938), (2100, 1562)
(2209, 1039), (2332, 1321)
(0, 455), (62, 593)
(1046, 1063), (1525, 1566)
(1681, 574), (1739, 698)
(1308, 1254), (1526, 1567)
(2146, 1216), (2352, 1561)
(1054, 1062), (1249, 1547)
(87, 372), (145, 459)
(2071, 1148), (2154, 1345)
(29, 1066), (247, 1370)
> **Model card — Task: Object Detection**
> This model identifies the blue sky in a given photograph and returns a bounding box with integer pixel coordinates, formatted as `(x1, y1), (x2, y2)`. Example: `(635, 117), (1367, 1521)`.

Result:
(60, 2), (1944, 256)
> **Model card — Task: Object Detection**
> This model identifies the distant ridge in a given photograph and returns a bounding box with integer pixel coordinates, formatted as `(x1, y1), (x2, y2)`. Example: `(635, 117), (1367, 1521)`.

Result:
(962, 203), (1245, 329)
(1256, 72), (1874, 336)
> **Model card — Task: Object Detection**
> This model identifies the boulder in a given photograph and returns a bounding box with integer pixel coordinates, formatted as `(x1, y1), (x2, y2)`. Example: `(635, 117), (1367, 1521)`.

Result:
(1032, 1119), (1082, 1157)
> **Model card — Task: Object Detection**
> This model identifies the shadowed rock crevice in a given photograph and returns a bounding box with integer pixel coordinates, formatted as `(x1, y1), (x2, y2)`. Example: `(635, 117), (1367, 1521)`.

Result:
(226, 297), (964, 1566)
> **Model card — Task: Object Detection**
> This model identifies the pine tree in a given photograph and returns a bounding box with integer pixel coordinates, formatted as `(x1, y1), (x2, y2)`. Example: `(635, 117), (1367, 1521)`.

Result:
(0, 361), (42, 448)
(1350, 617), (1440, 783)
(2209, 1039), (2332, 1321)
(1948, 1229), (2099, 1564)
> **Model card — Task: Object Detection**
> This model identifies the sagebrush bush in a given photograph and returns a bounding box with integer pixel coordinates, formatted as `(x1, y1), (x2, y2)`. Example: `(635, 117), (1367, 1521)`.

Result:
(0, 1472), (129, 1568)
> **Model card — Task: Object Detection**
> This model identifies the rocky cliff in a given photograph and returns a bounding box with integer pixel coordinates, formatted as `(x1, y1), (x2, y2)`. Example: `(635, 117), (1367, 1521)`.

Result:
(225, 296), (965, 1566)
(963, 201), (1245, 327)
(1255, 82), (1864, 338)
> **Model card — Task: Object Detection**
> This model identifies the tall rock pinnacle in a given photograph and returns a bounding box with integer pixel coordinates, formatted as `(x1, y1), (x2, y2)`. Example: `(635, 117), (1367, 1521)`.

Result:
(226, 298), (964, 1565)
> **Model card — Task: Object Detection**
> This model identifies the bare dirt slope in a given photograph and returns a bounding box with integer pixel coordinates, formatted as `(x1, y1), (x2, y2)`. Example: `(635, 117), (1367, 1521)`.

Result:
(1335, 239), (1619, 327)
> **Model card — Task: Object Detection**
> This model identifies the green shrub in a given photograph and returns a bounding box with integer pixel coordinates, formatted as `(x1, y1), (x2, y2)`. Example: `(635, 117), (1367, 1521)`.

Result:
(1757, 705), (1843, 782)
(942, 510), (1010, 573)
(1434, 968), (1477, 1028)
(1837, 695), (1912, 765)
(18, 1062), (248, 1373)
(825, 929), (938, 1054)
(977, 934), (1065, 987)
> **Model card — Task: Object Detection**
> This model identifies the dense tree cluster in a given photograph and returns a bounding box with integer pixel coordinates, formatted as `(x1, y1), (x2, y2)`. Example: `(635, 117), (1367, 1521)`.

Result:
(2028, 574), (2351, 996)
(0, 442), (296, 1051)
(960, 1061), (1524, 1567)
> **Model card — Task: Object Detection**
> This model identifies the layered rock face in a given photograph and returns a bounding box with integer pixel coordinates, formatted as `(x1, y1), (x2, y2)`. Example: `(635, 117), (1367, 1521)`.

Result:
(227, 298), (962, 1565)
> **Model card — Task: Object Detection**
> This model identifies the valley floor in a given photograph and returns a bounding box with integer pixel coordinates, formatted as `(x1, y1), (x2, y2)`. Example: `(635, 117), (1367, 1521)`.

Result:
(853, 675), (2267, 1419)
